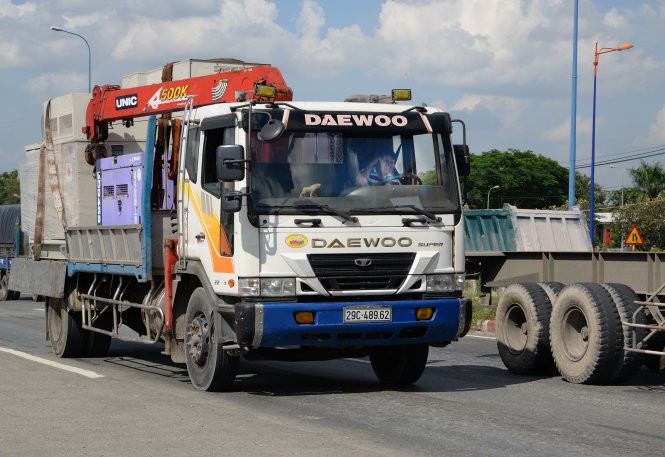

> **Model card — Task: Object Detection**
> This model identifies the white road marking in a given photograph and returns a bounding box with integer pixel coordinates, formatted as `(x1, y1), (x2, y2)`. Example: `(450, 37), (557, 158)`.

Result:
(0, 347), (104, 379)
(466, 334), (496, 340)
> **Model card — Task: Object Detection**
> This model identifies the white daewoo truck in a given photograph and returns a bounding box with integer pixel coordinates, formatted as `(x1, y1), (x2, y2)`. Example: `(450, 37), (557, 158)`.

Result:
(10, 59), (471, 390)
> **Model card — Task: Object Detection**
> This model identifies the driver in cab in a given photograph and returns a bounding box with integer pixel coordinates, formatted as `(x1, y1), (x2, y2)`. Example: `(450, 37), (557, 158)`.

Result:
(356, 152), (401, 186)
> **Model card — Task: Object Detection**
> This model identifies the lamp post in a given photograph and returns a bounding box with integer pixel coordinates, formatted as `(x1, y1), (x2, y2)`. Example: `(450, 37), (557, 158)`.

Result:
(589, 41), (633, 247)
(50, 26), (91, 93)
(486, 185), (500, 209)
(568, 0), (579, 211)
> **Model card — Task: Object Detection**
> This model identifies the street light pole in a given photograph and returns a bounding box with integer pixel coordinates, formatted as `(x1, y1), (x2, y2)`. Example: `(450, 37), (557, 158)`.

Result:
(589, 41), (633, 247)
(50, 26), (91, 93)
(568, 0), (579, 211)
(486, 185), (500, 209)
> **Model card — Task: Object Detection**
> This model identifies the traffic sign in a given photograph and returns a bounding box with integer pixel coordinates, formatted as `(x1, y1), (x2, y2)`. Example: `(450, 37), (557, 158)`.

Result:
(624, 224), (645, 246)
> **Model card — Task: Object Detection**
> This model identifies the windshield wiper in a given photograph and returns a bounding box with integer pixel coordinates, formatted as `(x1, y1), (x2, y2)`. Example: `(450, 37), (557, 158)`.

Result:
(392, 205), (441, 223)
(294, 200), (358, 223)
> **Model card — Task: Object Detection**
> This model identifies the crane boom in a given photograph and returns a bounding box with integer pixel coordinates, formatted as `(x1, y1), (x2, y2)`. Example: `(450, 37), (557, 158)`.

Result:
(84, 64), (293, 143)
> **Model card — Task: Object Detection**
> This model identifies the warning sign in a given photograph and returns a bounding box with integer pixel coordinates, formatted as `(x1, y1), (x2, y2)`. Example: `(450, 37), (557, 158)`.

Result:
(624, 224), (645, 246)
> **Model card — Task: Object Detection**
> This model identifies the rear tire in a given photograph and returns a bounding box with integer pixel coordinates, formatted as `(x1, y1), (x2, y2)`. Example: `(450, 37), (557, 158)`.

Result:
(83, 308), (113, 357)
(46, 297), (84, 358)
(496, 283), (555, 374)
(601, 283), (645, 382)
(184, 287), (238, 391)
(370, 344), (429, 386)
(550, 283), (622, 384)
(537, 282), (564, 305)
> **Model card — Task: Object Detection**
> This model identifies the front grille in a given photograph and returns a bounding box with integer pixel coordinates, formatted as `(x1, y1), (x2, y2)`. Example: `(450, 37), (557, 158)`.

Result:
(308, 253), (415, 291)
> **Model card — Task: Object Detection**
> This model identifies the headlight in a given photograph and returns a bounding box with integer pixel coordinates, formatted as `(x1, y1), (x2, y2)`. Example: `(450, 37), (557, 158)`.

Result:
(261, 278), (295, 297)
(426, 274), (465, 292)
(239, 278), (295, 297)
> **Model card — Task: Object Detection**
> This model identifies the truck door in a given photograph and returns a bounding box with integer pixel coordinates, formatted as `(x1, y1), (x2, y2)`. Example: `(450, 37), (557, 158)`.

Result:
(183, 114), (236, 274)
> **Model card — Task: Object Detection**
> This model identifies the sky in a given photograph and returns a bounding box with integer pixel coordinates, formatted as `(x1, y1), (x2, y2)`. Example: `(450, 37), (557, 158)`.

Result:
(1, 0), (664, 195)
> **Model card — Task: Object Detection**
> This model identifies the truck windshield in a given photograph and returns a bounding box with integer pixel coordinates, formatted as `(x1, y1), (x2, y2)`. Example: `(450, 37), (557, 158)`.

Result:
(246, 109), (461, 216)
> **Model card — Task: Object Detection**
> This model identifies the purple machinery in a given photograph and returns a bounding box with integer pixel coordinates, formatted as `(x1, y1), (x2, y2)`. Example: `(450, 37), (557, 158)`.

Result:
(96, 152), (176, 226)
(96, 153), (144, 225)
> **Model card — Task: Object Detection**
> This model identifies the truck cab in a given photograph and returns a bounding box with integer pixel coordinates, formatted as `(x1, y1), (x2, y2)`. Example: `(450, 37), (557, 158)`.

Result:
(176, 96), (471, 389)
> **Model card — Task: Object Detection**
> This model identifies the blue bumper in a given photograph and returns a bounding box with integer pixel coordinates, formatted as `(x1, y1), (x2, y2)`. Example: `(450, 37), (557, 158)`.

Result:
(234, 298), (468, 348)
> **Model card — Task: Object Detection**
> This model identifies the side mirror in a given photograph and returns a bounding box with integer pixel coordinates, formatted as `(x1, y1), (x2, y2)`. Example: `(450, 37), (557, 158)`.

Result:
(453, 144), (470, 177)
(216, 144), (245, 182)
(222, 190), (242, 213)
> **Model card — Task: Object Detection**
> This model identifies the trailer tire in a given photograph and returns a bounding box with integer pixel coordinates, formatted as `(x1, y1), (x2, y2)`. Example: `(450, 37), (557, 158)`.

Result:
(496, 283), (555, 375)
(537, 282), (564, 304)
(601, 283), (645, 382)
(550, 283), (622, 384)
(46, 297), (84, 358)
(370, 344), (429, 386)
(184, 287), (238, 391)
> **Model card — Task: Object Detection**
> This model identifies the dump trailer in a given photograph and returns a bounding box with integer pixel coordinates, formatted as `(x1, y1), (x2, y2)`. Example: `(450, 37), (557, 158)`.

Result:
(0, 204), (21, 300)
(9, 59), (472, 390)
(465, 206), (665, 384)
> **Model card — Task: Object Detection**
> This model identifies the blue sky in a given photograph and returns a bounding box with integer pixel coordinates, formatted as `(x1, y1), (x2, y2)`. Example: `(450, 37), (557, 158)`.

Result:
(1, 0), (664, 194)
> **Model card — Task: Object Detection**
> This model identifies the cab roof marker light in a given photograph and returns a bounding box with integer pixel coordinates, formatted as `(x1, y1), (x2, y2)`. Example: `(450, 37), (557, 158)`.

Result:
(392, 89), (412, 102)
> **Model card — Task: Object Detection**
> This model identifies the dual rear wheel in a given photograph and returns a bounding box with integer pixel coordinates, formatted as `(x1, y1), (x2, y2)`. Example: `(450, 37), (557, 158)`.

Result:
(497, 281), (644, 384)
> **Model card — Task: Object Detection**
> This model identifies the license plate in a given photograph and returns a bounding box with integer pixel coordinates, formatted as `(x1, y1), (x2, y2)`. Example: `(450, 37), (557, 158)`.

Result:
(343, 306), (392, 323)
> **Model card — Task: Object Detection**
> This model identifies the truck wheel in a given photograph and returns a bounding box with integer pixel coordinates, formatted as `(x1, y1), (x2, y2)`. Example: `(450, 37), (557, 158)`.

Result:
(370, 344), (429, 386)
(184, 287), (238, 391)
(46, 297), (84, 358)
(550, 283), (622, 384)
(643, 332), (665, 372)
(83, 310), (113, 357)
(0, 275), (9, 301)
(601, 283), (645, 382)
(496, 283), (555, 375)
(537, 282), (564, 304)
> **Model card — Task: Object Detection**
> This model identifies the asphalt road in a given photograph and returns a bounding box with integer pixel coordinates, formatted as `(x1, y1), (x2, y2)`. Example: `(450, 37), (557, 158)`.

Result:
(1, 298), (663, 457)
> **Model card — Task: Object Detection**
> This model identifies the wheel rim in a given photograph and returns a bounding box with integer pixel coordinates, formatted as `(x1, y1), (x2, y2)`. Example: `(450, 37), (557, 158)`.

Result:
(561, 307), (589, 361)
(503, 304), (528, 353)
(187, 314), (210, 367)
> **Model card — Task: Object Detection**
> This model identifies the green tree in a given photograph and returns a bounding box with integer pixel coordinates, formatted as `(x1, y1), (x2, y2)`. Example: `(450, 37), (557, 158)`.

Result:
(610, 196), (665, 250)
(462, 149), (568, 209)
(0, 170), (20, 205)
(630, 161), (665, 199)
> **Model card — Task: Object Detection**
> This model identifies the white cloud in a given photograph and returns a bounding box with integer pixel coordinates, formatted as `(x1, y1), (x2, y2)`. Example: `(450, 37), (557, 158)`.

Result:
(452, 94), (529, 128)
(375, 0), (572, 89)
(297, 0), (325, 37)
(645, 104), (665, 145)
(0, 0), (36, 19)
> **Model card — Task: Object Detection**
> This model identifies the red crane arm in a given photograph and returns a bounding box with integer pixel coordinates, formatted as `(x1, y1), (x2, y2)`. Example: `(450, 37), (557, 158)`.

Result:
(84, 64), (293, 142)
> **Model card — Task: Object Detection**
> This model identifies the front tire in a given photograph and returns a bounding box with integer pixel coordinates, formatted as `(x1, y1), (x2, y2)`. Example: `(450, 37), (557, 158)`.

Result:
(46, 297), (84, 358)
(550, 283), (622, 384)
(0, 274), (9, 301)
(496, 283), (555, 374)
(184, 287), (238, 391)
(370, 344), (429, 386)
